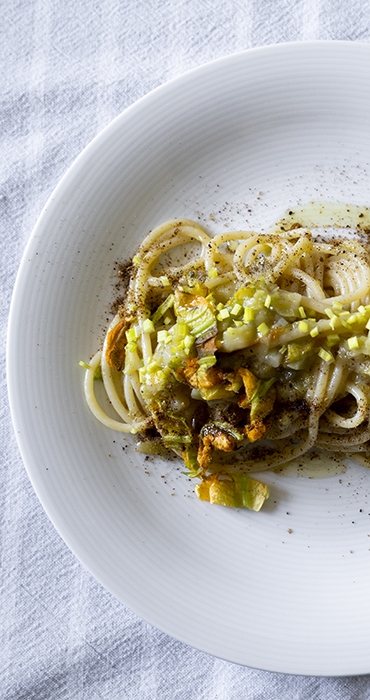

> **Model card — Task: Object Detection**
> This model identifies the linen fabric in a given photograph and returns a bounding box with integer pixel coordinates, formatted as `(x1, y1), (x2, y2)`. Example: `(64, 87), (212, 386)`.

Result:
(3, 1), (370, 697)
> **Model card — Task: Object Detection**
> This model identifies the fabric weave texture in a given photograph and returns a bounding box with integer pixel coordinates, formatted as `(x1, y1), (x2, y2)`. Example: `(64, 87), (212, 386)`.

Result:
(3, 1), (370, 697)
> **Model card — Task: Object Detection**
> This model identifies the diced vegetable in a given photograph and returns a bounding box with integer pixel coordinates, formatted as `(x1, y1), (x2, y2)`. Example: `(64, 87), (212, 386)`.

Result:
(195, 474), (269, 510)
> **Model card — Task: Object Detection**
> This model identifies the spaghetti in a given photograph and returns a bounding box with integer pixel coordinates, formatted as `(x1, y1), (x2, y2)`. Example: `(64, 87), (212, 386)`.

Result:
(82, 216), (370, 510)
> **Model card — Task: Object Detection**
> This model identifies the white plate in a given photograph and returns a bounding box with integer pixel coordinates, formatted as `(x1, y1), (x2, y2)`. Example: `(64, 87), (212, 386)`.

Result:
(8, 41), (370, 676)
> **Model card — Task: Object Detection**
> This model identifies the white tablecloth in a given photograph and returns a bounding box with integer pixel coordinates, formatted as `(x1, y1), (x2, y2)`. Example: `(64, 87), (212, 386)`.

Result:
(3, 1), (370, 697)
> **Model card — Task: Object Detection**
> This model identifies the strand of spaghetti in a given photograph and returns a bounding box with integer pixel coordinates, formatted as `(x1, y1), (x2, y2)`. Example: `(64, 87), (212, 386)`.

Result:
(230, 426), (317, 473)
(310, 250), (324, 287)
(316, 416), (370, 447)
(347, 453), (370, 467)
(280, 363), (328, 465)
(208, 227), (312, 275)
(268, 417), (308, 440)
(167, 256), (206, 278)
(234, 232), (313, 284)
(243, 242), (282, 270)
(137, 225), (210, 267)
(232, 240), (276, 283)
(316, 432), (370, 448)
(299, 266), (370, 310)
(268, 360), (330, 463)
(140, 327), (153, 367)
(101, 326), (147, 422)
(301, 249), (315, 278)
(136, 219), (210, 259)
(307, 358), (331, 408)
(325, 383), (369, 429)
(315, 239), (366, 255)
(298, 296), (333, 313)
(351, 358), (370, 376)
(324, 261), (363, 309)
(101, 351), (135, 423)
(324, 266), (350, 297)
(123, 372), (143, 417)
(83, 352), (133, 433)
(122, 346), (147, 410)
(269, 234), (313, 283)
(326, 258), (362, 296)
(287, 278), (301, 294)
(205, 272), (236, 290)
(134, 233), (192, 298)
(343, 257), (370, 312)
(133, 233), (208, 318)
(147, 277), (172, 288)
(204, 230), (257, 271)
(269, 318), (334, 347)
(131, 243), (184, 324)
(288, 267), (326, 299)
(138, 233), (192, 265)
(325, 360), (346, 406)
(123, 346), (142, 376)
(128, 371), (147, 410)
(229, 363), (329, 473)
(323, 258), (370, 304)
(207, 252), (235, 270)
(146, 256), (206, 285)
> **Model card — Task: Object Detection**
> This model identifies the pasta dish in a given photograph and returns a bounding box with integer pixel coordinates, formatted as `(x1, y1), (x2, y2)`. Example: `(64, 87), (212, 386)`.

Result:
(81, 214), (370, 510)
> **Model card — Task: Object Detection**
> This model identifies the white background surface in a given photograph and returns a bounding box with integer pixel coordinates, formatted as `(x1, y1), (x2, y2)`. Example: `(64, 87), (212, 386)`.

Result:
(4, 2), (370, 698)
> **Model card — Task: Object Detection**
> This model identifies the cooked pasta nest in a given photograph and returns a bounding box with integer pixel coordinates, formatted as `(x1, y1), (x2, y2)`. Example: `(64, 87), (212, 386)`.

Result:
(82, 217), (370, 509)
